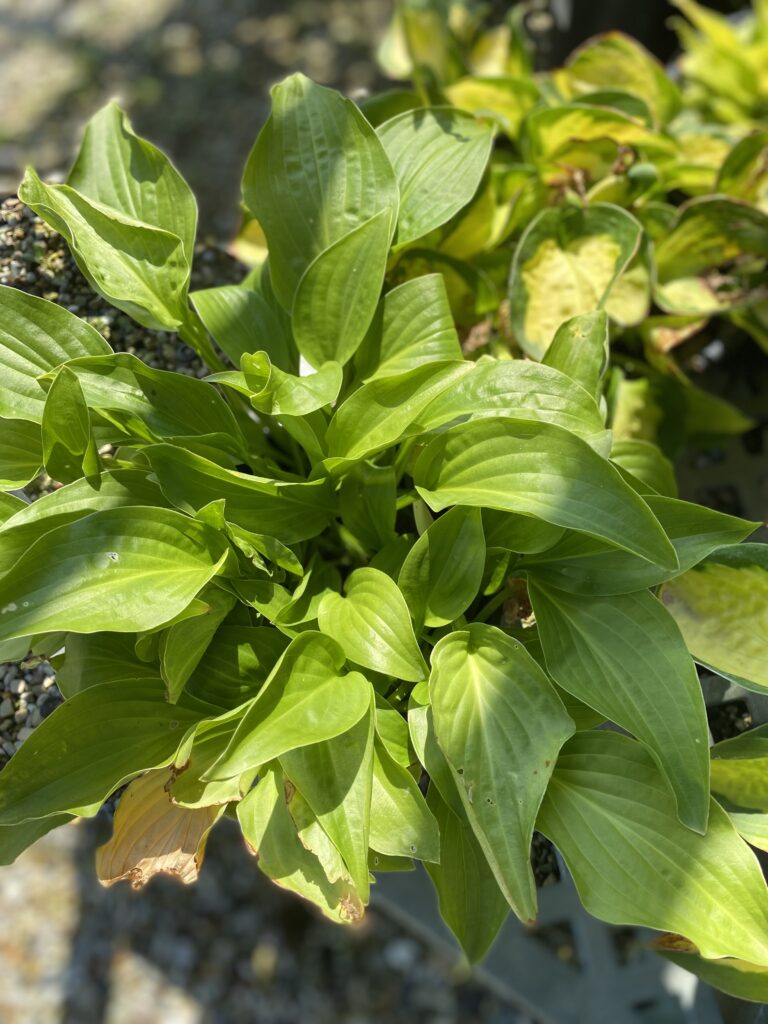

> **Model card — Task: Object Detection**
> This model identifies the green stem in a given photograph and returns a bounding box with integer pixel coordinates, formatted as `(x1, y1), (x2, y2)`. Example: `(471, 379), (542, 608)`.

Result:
(475, 587), (508, 624)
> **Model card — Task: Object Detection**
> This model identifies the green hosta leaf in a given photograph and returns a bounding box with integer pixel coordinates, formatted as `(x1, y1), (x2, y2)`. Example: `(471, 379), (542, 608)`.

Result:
(0, 679), (201, 824)
(281, 701), (375, 899)
(0, 469), (170, 575)
(602, 245), (652, 328)
(509, 203), (642, 358)
(425, 785), (508, 963)
(383, 0), (463, 84)
(444, 76), (539, 137)
(717, 131), (768, 213)
(19, 168), (192, 334)
(707, 728), (768, 817)
(338, 463), (396, 553)
(529, 583), (710, 832)
(562, 33), (681, 125)
(660, 545), (768, 694)
(375, 694), (411, 768)
(67, 101), (197, 262)
(541, 310), (609, 401)
(292, 210), (392, 368)
(0, 816), (72, 866)
(710, 763), (768, 815)
(376, 107), (494, 247)
(520, 496), (755, 596)
(242, 73), (398, 309)
(429, 624), (574, 921)
(285, 786), (354, 886)
(414, 418), (678, 569)
(398, 507), (485, 630)
(160, 588), (235, 703)
(408, 682), (463, 817)
(238, 765), (364, 922)
(538, 731), (768, 964)
(41, 366), (100, 484)
(143, 445), (335, 544)
(0, 493), (25, 526)
(0, 286), (110, 423)
(318, 568), (426, 681)
(369, 736), (439, 862)
(732, 300), (768, 355)
(205, 632), (371, 781)
(414, 358), (607, 447)
(326, 361), (470, 462)
(183, 626), (289, 711)
(268, 560), (341, 634)
(611, 439), (677, 497)
(0, 507), (230, 643)
(355, 274), (461, 382)
(656, 934), (768, 1005)
(225, 522), (302, 578)
(210, 352), (342, 417)
(54, 632), (159, 698)
(654, 198), (768, 314)
(170, 716), (255, 809)
(482, 511), (564, 555)
(191, 284), (295, 371)
(523, 103), (675, 162)
(727, 807), (768, 852)
(44, 353), (244, 454)
(0, 417), (42, 490)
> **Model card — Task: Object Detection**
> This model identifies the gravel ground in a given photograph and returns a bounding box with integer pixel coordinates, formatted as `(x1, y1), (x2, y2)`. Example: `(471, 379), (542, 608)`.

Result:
(0, 815), (531, 1024)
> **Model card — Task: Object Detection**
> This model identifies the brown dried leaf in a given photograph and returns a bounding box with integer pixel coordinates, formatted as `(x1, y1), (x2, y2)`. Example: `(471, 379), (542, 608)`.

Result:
(95, 769), (222, 889)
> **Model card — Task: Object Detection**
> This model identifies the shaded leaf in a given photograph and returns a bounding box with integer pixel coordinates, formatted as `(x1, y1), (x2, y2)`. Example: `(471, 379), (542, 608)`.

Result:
(530, 582), (710, 832)
(425, 785), (508, 962)
(281, 701), (375, 899)
(660, 544), (768, 694)
(430, 624), (574, 920)
(538, 731), (768, 964)
(369, 736), (439, 862)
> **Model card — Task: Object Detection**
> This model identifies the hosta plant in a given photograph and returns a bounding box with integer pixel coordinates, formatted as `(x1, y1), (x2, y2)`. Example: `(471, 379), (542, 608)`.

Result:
(0, 73), (767, 1001)
(374, 0), (768, 452)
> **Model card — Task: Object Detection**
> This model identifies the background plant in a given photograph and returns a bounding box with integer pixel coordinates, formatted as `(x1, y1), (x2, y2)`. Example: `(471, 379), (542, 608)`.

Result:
(372, 0), (768, 461)
(0, 41), (766, 1006)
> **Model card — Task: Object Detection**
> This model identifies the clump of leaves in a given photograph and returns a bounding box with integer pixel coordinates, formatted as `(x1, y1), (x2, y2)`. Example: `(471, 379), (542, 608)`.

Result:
(374, 0), (768, 455)
(671, 0), (768, 127)
(0, 68), (767, 1001)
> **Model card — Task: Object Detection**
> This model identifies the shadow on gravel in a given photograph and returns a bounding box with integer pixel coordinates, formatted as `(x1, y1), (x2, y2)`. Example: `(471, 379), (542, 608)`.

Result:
(59, 815), (524, 1024)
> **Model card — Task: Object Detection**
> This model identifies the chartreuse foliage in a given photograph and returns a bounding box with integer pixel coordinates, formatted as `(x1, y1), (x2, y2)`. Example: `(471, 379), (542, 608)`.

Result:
(375, 0), (768, 459)
(0, 54), (766, 1000)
